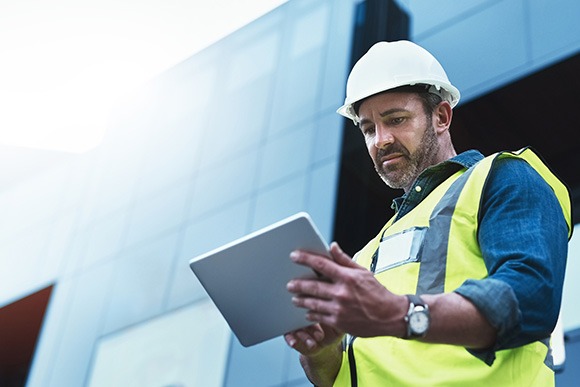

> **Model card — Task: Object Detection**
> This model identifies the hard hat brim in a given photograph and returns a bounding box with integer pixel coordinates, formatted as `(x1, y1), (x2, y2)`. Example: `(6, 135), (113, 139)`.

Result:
(336, 80), (460, 124)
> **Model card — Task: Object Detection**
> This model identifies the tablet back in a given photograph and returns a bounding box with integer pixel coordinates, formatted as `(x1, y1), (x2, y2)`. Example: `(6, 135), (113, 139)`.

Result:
(189, 212), (329, 347)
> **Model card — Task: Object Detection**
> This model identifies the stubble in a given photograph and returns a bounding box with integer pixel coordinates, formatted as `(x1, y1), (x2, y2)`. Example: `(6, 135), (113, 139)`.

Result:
(373, 123), (440, 191)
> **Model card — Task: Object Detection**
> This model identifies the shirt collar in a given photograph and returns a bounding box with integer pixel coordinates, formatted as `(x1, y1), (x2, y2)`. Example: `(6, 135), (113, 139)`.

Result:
(391, 150), (484, 212)
(444, 149), (484, 170)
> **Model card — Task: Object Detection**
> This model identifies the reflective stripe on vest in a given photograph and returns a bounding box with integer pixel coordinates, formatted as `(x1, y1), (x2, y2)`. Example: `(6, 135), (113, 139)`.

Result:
(334, 148), (571, 387)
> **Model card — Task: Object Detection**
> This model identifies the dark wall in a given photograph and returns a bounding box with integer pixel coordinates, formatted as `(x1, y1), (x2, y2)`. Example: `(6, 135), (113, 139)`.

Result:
(333, 0), (410, 256)
(452, 53), (580, 224)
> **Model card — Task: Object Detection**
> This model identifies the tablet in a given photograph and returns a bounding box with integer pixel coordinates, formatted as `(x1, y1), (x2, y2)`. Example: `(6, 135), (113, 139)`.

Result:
(189, 212), (330, 347)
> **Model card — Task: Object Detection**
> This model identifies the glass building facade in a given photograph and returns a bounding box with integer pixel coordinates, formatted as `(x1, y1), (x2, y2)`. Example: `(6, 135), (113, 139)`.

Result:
(1, 0), (579, 386)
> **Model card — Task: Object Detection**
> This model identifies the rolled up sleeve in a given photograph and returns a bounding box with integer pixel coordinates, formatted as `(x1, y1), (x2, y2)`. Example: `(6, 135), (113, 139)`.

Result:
(454, 157), (568, 365)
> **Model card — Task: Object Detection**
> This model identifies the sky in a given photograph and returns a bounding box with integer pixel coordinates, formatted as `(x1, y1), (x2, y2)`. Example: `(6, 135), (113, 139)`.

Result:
(0, 0), (288, 153)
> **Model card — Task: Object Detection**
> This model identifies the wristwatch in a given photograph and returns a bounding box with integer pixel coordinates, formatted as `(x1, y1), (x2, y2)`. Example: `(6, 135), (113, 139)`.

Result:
(404, 294), (430, 338)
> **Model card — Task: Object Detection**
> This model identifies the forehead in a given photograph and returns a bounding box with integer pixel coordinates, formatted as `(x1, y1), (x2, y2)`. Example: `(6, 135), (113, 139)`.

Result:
(358, 92), (423, 118)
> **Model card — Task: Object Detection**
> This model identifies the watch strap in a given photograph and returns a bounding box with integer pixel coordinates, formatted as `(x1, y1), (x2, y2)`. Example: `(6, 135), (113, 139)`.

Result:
(406, 294), (425, 309)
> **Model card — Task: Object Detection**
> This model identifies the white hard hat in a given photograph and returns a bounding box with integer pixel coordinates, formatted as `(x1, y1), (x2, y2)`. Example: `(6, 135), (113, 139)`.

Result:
(337, 40), (460, 124)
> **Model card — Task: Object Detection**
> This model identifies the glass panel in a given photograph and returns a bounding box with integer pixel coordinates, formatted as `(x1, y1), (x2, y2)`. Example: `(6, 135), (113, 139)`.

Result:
(88, 300), (231, 387)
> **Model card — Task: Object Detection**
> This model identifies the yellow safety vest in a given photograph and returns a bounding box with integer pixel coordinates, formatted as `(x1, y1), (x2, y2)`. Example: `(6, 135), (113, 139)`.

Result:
(333, 148), (572, 386)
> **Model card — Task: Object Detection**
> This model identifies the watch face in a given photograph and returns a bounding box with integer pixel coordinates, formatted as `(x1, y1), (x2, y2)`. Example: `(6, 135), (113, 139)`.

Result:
(410, 311), (429, 334)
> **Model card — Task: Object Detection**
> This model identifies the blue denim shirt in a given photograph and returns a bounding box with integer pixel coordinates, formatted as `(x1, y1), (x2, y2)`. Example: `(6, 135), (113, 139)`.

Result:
(392, 150), (569, 365)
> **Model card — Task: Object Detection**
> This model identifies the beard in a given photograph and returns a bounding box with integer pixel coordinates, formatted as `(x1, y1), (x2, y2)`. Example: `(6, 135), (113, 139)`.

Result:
(373, 123), (440, 190)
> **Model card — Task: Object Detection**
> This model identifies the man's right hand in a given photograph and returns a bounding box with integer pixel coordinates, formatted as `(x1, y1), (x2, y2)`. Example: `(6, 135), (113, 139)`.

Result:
(284, 323), (344, 356)
(285, 323), (344, 387)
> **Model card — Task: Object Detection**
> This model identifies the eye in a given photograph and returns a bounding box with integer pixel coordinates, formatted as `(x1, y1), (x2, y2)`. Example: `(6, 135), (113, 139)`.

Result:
(390, 116), (406, 125)
(361, 125), (375, 136)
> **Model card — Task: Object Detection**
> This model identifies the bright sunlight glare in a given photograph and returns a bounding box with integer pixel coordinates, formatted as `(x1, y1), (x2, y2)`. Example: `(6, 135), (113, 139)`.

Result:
(0, 0), (288, 153)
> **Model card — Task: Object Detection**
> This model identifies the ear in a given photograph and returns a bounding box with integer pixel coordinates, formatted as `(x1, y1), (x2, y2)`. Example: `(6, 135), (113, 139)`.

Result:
(433, 101), (453, 134)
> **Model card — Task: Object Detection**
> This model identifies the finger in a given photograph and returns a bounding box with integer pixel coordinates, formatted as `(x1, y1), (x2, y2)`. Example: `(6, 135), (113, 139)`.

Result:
(305, 324), (325, 341)
(285, 330), (307, 349)
(329, 242), (362, 269)
(284, 332), (297, 347)
(290, 250), (348, 280)
(306, 311), (336, 328)
(293, 329), (319, 352)
(292, 295), (333, 317)
(286, 324), (344, 355)
(287, 277), (335, 299)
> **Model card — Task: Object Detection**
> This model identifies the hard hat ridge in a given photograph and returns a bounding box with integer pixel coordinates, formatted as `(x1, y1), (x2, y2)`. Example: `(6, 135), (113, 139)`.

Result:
(337, 40), (460, 124)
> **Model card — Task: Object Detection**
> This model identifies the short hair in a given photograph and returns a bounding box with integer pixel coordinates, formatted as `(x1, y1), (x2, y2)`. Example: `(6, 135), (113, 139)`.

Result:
(353, 84), (443, 119)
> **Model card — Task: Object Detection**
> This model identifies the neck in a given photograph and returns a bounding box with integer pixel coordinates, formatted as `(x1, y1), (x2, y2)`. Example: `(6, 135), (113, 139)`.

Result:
(402, 145), (457, 193)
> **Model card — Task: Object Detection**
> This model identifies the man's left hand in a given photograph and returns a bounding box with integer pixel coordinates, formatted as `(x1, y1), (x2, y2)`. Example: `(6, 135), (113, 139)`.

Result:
(287, 242), (408, 338)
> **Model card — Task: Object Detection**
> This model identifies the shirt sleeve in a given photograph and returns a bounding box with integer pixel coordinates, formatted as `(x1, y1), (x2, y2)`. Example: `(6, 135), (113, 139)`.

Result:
(454, 156), (569, 365)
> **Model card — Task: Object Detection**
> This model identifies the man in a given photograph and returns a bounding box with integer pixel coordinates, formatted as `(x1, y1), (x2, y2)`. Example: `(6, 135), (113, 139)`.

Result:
(284, 40), (572, 386)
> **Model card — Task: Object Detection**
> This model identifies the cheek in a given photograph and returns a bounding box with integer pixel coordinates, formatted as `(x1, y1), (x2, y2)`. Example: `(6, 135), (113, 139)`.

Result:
(365, 137), (375, 153)
(398, 132), (420, 153)
(367, 144), (377, 161)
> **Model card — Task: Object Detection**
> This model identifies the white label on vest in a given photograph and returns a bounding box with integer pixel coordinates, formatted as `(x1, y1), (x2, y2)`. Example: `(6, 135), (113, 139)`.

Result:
(376, 227), (426, 273)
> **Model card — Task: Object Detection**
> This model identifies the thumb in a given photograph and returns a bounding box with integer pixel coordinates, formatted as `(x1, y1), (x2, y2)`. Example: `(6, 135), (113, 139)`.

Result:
(329, 242), (361, 269)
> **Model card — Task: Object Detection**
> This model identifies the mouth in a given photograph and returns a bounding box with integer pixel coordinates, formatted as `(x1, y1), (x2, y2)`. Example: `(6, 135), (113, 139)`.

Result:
(380, 153), (404, 167)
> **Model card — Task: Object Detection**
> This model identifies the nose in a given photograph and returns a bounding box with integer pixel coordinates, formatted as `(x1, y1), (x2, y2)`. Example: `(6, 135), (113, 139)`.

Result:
(374, 125), (394, 149)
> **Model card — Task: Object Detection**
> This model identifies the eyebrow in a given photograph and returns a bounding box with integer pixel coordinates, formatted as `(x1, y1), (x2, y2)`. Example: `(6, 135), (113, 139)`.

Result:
(359, 108), (409, 127)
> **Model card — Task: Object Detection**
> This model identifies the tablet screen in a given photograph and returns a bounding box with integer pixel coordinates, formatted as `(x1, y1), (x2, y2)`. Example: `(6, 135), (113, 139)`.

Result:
(189, 212), (330, 347)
